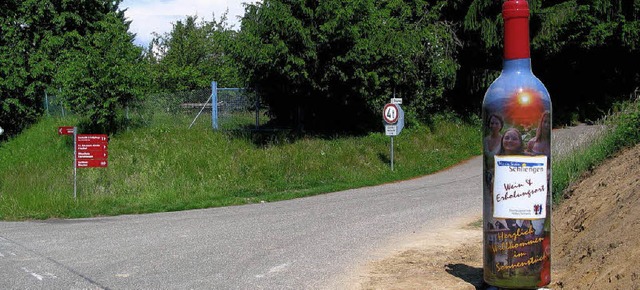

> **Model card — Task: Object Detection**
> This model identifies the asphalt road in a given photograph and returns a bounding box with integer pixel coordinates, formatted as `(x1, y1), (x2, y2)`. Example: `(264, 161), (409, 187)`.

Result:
(0, 157), (482, 289)
(0, 124), (605, 289)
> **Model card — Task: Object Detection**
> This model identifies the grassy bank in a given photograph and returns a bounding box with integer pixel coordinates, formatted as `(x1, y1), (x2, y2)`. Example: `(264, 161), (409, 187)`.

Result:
(2, 97), (637, 221)
(0, 115), (481, 220)
(552, 98), (640, 203)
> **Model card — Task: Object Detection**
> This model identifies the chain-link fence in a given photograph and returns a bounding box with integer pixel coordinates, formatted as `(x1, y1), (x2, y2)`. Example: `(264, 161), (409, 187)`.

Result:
(43, 82), (269, 131)
(44, 92), (72, 117)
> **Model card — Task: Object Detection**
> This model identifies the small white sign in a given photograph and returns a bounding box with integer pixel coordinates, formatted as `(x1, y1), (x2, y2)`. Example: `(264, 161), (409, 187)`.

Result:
(391, 98), (403, 105)
(493, 155), (548, 219)
(385, 125), (398, 136)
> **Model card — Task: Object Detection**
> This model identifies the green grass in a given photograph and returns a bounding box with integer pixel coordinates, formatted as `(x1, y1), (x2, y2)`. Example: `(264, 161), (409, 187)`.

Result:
(552, 98), (640, 203)
(2, 97), (637, 221)
(0, 114), (482, 220)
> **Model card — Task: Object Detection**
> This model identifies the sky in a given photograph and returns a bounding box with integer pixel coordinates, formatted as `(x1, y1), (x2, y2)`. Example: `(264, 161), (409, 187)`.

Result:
(120, 0), (261, 47)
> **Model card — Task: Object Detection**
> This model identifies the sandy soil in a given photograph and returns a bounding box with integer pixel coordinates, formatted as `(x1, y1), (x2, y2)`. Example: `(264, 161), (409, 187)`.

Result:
(354, 142), (640, 290)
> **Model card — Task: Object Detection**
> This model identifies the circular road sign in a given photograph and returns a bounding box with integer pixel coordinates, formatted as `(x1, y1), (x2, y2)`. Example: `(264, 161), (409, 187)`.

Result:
(383, 103), (399, 124)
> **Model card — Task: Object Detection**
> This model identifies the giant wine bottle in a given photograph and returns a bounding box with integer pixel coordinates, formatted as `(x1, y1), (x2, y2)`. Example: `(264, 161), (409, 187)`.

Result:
(482, 0), (551, 288)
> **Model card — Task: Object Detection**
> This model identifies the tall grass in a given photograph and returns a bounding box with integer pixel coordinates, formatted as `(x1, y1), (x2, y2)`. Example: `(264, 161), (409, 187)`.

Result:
(0, 115), (481, 220)
(552, 98), (640, 203)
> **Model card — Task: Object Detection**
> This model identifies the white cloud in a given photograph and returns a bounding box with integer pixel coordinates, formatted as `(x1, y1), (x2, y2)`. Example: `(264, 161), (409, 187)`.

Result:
(120, 0), (260, 47)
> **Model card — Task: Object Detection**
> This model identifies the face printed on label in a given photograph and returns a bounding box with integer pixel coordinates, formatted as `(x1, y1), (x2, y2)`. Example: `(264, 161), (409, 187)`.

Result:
(489, 115), (503, 133)
(501, 128), (522, 155)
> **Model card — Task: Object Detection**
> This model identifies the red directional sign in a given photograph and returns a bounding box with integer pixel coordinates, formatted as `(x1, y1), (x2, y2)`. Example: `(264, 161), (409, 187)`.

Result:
(58, 126), (75, 135)
(77, 151), (108, 159)
(76, 134), (108, 143)
(76, 160), (108, 168)
(75, 134), (108, 168)
(77, 143), (108, 151)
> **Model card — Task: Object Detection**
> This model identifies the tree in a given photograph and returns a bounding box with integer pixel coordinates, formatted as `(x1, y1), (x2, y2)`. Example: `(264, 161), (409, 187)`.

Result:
(441, 0), (640, 124)
(147, 13), (242, 92)
(54, 12), (147, 133)
(0, 0), (52, 138)
(236, 0), (460, 132)
(438, 0), (502, 115)
(0, 0), (146, 137)
(532, 0), (640, 124)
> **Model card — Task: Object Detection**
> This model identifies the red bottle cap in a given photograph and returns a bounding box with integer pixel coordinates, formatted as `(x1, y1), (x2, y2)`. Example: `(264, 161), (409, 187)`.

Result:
(502, 0), (530, 60)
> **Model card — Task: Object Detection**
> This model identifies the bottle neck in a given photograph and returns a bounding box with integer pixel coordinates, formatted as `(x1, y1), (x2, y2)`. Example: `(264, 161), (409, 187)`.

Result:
(503, 58), (532, 74)
(503, 0), (531, 60)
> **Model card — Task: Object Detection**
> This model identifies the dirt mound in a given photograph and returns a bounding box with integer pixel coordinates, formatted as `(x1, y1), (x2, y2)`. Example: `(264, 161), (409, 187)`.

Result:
(357, 143), (640, 289)
(552, 143), (640, 289)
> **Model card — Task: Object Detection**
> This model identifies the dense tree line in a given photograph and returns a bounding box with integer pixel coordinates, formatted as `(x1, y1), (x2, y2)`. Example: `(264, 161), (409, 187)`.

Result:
(447, 0), (640, 124)
(0, 0), (146, 138)
(533, 0), (640, 124)
(236, 0), (640, 131)
(1, 0), (639, 138)
(235, 0), (460, 131)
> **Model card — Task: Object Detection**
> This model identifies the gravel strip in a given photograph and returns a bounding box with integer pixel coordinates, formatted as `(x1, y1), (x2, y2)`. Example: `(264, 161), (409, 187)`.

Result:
(552, 124), (607, 160)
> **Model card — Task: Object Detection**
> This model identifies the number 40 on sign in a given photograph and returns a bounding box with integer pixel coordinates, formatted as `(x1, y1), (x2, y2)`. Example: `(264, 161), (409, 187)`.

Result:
(383, 102), (404, 136)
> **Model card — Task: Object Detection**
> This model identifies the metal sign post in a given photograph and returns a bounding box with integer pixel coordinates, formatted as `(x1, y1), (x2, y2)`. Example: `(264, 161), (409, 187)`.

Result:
(73, 127), (77, 200)
(382, 99), (404, 171)
(390, 136), (395, 171)
(211, 81), (218, 130)
(59, 126), (78, 199)
(58, 127), (109, 200)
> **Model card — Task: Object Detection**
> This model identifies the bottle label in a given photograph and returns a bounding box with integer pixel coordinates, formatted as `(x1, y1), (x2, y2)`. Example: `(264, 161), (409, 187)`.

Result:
(493, 155), (547, 219)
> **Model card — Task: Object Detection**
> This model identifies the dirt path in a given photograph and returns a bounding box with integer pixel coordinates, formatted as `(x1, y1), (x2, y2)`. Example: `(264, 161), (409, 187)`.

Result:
(357, 216), (484, 290)
(352, 133), (640, 289)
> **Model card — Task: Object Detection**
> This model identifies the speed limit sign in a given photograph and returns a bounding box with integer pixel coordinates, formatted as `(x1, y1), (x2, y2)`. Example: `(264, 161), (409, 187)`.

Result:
(383, 104), (399, 124)
(382, 101), (404, 170)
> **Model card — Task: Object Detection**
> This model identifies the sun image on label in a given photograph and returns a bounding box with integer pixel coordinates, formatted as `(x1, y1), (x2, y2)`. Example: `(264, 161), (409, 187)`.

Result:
(504, 88), (545, 127)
